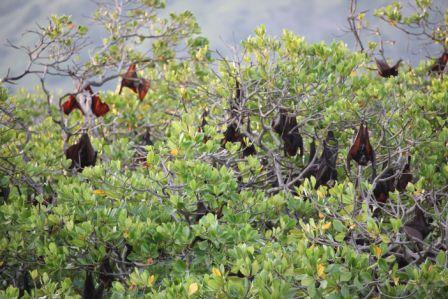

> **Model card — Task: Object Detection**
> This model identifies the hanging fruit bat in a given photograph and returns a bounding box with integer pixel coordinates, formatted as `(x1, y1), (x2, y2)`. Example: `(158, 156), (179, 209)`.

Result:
(62, 85), (109, 117)
(397, 155), (413, 192)
(375, 57), (402, 78)
(373, 166), (395, 203)
(429, 51), (448, 74)
(141, 128), (154, 146)
(221, 120), (256, 157)
(308, 138), (316, 165)
(221, 121), (241, 146)
(65, 133), (97, 171)
(98, 256), (114, 289)
(221, 79), (255, 156)
(0, 186), (10, 202)
(404, 206), (431, 242)
(315, 131), (338, 188)
(119, 63), (150, 101)
(17, 270), (32, 298)
(242, 117), (256, 157)
(83, 271), (104, 299)
(347, 123), (376, 177)
(198, 109), (209, 133)
(229, 78), (242, 115)
(198, 109), (211, 143)
(271, 108), (303, 157)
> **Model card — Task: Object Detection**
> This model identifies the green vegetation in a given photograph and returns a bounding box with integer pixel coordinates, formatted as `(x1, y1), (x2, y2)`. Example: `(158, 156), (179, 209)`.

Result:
(0, 0), (447, 297)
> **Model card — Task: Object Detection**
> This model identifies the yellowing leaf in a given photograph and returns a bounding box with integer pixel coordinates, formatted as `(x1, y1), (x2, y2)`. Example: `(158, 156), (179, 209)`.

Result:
(322, 222), (332, 231)
(392, 275), (399, 285)
(30, 269), (38, 280)
(316, 189), (326, 199)
(123, 229), (129, 239)
(93, 189), (106, 196)
(170, 149), (179, 156)
(373, 246), (382, 258)
(148, 275), (155, 286)
(188, 282), (198, 295)
(316, 263), (326, 278)
(212, 267), (221, 277)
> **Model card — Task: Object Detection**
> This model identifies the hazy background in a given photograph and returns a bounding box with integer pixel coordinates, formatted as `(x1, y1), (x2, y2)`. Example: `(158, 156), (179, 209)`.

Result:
(0, 0), (446, 91)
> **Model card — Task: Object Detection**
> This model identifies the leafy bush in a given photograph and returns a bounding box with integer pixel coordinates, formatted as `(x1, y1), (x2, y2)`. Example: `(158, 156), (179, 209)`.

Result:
(1, 0), (447, 298)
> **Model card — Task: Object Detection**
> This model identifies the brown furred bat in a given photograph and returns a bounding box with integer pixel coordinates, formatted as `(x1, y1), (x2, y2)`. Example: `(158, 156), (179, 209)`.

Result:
(404, 206), (431, 242)
(65, 133), (97, 171)
(271, 108), (303, 157)
(375, 57), (402, 78)
(429, 51), (448, 74)
(347, 123), (376, 178)
(119, 63), (150, 101)
(62, 85), (109, 117)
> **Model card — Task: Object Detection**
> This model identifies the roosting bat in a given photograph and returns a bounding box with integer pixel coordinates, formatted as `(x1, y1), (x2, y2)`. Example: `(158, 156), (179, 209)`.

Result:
(141, 127), (154, 146)
(198, 109), (209, 134)
(83, 271), (104, 299)
(429, 51), (448, 74)
(315, 131), (338, 188)
(271, 108), (303, 157)
(221, 120), (256, 157)
(221, 121), (241, 145)
(62, 85), (109, 117)
(221, 79), (256, 156)
(0, 186), (10, 202)
(198, 109), (211, 143)
(65, 133), (97, 171)
(404, 206), (431, 242)
(308, 137), (316, 165)
(98, 256), (114, 289)
(375, 57), (402, 78)
(242, 117), (256, 157)
(118, 63), (150, 101)
(347, 123), (376, 178)
(373, 165), (395, 203)
(396, 155), (413, 192)
(373, 156), (413, 203)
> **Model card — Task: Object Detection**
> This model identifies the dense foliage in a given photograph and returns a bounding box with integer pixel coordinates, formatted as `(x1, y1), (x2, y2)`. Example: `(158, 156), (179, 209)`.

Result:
(1, 0), (447, 298)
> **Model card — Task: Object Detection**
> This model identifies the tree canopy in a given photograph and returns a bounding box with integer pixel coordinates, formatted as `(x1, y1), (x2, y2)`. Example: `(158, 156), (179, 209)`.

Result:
(0, 0), (447, 297)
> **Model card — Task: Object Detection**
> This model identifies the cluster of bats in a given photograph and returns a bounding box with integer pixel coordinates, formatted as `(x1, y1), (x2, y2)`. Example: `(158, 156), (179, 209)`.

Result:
(62, 63), (150, 118)
(375, 51), (448, 77)
(42, 53), (445, 297)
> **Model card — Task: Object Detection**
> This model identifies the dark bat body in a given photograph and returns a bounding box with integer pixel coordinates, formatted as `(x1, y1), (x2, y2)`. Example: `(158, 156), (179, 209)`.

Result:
(83, 271), (104, 299)
(221, 79), (256, 157)
(429, 52), (448, 74)
(271, 109), (303, 157)
(119, 64), (150, 101)
(348, 123), (375, 165)
(65, 133), (97, 171)
(315, 131), (338, 188)
(404, 207), (431, 242)
(396, 156), (413, 192)
(373, 167), (395, 203)
(375, 58), (402, 78)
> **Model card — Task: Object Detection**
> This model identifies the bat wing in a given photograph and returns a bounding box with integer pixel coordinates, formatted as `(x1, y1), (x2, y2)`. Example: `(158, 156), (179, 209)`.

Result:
(62, 95), (80, 115)
(348, 124), (363, 158)
(137, 78), (150, 101)
(92, 95), (110, 117)
(375, 58), (390, 72)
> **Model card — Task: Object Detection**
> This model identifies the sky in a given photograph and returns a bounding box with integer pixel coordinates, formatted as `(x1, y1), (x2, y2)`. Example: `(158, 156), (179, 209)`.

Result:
(0, 0), (446, 91)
